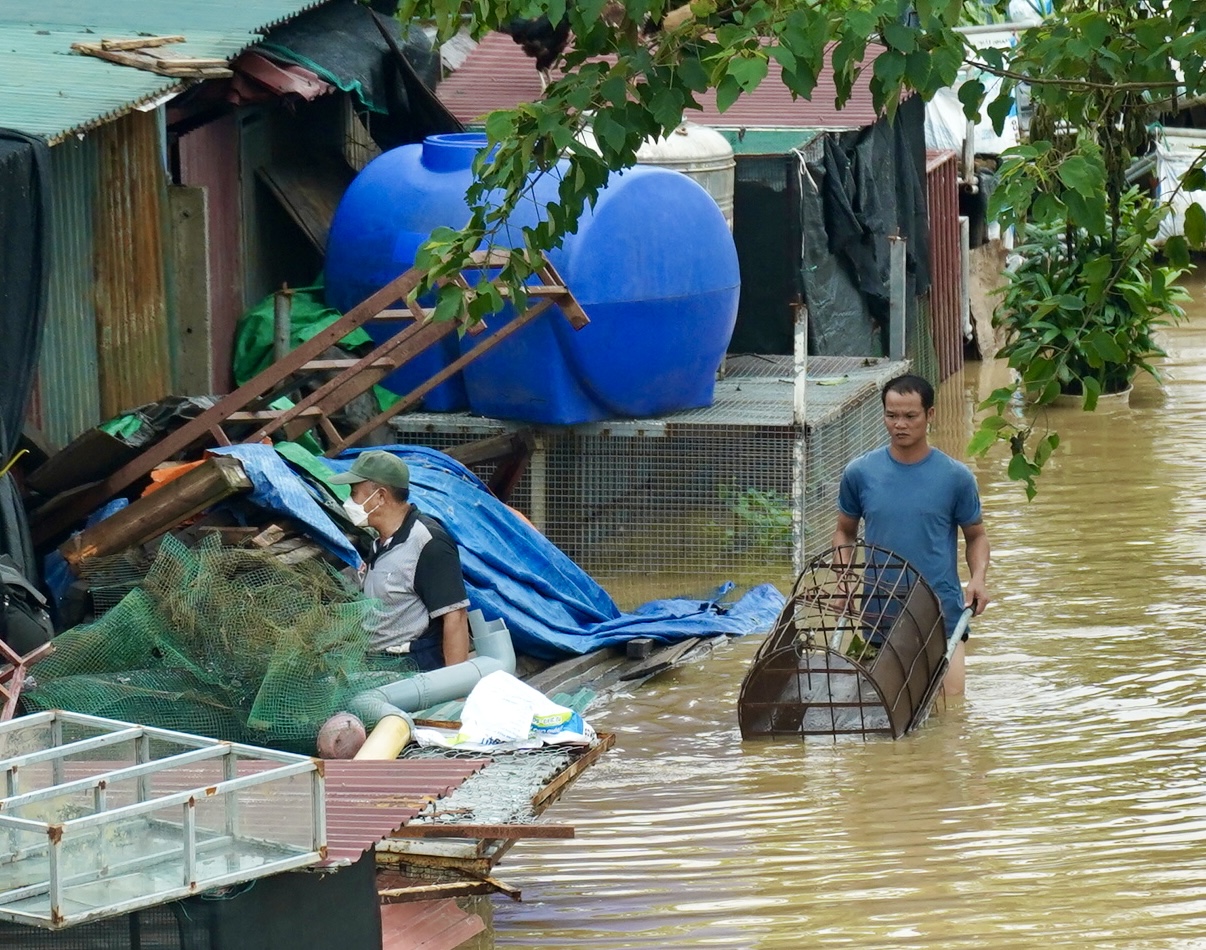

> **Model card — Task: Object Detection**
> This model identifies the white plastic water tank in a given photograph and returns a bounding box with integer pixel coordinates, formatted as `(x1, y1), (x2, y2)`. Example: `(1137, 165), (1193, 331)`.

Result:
(636, 122), (736, 229)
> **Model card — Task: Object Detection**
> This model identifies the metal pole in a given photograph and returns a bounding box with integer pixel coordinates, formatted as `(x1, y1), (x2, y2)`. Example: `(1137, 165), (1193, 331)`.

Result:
(888, 237), (907, 362)
(959, 216), (972, 340)
(791, 303), (809, 574)
(273, 285), (294, 364)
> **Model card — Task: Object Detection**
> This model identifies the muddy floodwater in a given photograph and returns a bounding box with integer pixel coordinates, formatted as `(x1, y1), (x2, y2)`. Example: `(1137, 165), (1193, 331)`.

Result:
(488, 275), (1206, 949)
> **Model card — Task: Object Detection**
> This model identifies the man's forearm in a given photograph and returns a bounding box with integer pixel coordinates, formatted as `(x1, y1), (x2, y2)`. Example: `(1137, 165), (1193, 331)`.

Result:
(441, 607), (470, 666)
(966, 533), (990, 582)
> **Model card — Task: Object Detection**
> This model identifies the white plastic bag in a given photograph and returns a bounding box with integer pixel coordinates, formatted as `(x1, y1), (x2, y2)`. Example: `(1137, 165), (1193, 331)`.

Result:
(413, 670), (596, 752)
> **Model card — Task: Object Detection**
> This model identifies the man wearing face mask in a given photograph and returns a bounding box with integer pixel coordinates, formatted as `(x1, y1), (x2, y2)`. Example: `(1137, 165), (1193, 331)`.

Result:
(330, 451), (471, 671)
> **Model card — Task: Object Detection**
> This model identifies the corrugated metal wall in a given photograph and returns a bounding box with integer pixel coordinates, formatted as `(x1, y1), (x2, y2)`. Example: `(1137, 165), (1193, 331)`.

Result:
(178, 113), (243, 393)
(925, 150), (964, 381)
(37, 137), (103, 447)
(94, 110), (172, 417)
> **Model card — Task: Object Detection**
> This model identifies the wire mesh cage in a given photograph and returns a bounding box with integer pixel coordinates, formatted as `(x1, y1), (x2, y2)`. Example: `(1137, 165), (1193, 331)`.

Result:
(738, 542), (949, 740)
(389, 356), (906, 601)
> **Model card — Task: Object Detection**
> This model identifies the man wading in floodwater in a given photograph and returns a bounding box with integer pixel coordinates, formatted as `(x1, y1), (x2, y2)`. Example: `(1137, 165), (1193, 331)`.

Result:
(831, 374), (991, 695)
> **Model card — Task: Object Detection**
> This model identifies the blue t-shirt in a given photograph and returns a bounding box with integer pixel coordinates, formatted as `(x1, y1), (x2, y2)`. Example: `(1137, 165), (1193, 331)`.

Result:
(837, 446), (981, 637)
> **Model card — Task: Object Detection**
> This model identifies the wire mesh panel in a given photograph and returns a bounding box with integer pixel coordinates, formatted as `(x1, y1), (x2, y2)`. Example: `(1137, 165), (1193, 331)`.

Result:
(391, 358), (906, 595)
(738, 542), (948, 740)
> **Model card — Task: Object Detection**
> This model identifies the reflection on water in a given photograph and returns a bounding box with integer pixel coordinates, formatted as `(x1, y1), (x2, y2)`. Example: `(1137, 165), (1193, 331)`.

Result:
(492, 276), (1206, 949)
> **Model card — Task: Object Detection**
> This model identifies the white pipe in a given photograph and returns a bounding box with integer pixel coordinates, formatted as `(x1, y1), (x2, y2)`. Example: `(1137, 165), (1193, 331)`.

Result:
(348, 611), (517, 726)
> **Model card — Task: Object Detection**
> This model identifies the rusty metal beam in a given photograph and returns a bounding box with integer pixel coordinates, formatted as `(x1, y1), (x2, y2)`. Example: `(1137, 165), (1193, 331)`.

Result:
(30, 265), (427, 547)
(328, 298), (558, 454)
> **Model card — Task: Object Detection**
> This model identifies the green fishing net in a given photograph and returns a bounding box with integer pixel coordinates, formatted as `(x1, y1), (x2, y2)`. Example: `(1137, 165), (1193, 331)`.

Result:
(23, 535), (415, 752)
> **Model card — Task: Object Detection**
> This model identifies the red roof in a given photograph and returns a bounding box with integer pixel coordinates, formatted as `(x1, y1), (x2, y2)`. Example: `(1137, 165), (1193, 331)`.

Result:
(437, 32), (885, 130)
(322, 758), (490, 866)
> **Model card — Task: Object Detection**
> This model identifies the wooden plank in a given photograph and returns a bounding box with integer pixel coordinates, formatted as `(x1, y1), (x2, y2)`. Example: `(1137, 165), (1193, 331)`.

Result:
(57, 457), (253, 569)
(26, 428), (140, 498)
(332, 299), (558, 452)
(100, 36), (185, 51)
(250, 525), (289, 548)
(524, 649), (624, 695)
(255, 159), (355, 253)
(531, 734), (616, 811)
(274, 543), (323, 566)
(445, 430), (533, 468)
(166, 186), (214, 396)
(378, 880), (499, 903)
(227, 406), (324, 422)
(618, 637), (704, 681)
(388, 823), (574, 840)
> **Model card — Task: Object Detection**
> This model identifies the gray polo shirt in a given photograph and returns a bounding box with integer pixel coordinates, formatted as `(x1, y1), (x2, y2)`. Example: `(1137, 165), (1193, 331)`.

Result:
(361, 507), (469, 653)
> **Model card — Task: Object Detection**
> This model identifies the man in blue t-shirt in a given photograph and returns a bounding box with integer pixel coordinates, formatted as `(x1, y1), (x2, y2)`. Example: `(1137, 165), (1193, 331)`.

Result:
(832, 374), (990, 695)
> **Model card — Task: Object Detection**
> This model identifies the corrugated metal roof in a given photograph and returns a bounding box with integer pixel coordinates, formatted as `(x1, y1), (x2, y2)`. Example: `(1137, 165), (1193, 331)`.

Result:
(322, 758), (490, 867)
(0, 0), (328, 143)
(437, 32), (885, 130)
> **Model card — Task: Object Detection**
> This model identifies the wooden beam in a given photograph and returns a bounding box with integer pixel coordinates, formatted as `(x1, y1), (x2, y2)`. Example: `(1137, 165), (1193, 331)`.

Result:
(57, 457), (252, 570)
(446, 430), (534, 468)
(531, 733), (616, 812)
(388, 823), (574, 840)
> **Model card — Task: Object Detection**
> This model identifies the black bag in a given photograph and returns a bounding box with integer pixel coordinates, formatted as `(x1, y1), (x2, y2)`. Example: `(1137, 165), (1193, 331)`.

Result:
(0, 554), (53, 655)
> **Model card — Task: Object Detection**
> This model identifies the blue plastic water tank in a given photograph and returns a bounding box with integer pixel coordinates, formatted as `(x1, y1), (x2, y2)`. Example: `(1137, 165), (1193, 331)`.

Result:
(460, 161), (740, 422)
(326, 133), (741, 423)
(324, 133), (488, 411)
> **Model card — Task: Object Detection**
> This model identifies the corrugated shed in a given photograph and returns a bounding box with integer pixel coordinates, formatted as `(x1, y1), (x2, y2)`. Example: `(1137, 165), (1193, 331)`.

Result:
(93, 110), (173, 416)
(37, 136), (103, 447)
(438, 32), (884, 130)
(0, 0), (328, 143)
(925, 149), (964, 381)
(179, 114), (244, 393)
(321, 758), (490, 867)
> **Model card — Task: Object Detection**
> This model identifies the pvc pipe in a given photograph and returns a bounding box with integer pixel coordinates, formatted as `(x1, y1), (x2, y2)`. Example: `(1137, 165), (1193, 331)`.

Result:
(353, 715), (413, 760)
(347, 611), (517, 727)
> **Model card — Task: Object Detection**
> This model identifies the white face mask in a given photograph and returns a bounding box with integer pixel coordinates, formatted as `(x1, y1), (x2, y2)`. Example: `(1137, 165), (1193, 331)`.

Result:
(342, 489), (382, 528)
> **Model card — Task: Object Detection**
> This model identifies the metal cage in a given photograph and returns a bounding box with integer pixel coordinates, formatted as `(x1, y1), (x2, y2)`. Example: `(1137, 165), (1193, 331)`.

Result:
(738, 543), (949, 740)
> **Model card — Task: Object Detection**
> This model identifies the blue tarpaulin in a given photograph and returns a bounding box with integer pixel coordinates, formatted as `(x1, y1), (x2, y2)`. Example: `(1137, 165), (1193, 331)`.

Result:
(327, 446), (786, 660)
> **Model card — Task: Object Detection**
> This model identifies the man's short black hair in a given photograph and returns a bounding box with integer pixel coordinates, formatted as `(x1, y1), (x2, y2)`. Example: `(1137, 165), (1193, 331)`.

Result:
(882, 374), (935, 411)
(384, 483), (409, 504)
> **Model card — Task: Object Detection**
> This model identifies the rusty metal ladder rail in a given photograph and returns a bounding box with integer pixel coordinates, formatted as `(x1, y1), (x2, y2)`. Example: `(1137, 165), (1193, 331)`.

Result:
(30, 255), (587, 546)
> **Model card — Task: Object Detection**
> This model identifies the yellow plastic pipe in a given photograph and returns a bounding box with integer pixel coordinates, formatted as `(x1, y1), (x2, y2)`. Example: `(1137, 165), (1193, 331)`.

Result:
(352, 714), (413, 760)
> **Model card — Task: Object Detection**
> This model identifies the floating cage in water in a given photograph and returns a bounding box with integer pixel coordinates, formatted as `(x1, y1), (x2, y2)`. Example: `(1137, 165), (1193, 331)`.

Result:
(738, 543), (950, 740)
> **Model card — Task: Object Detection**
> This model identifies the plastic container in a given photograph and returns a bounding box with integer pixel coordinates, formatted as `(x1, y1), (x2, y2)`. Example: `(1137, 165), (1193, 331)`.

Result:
(324, 133), (489, 411)
(461, 162), (740, 422)
(326, 132), (741, 422)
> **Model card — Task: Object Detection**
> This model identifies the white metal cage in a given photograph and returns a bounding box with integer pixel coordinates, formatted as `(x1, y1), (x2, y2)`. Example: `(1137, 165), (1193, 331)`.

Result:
(0, 712), (324, 930)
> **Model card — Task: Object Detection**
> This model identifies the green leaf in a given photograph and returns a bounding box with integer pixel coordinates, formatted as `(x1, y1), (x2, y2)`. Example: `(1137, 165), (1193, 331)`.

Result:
(1007, 452), (1036, 483)
(980, 415), (1010, 430)
(967, 426), (1001, 456)
(1057, 155), (1103, 197)
(1165, 234), (1191, 269)
(727, 54), (769, 92)
(1185, 201), (1206, 248)
(715, 73), (742, 112)
(957, 79), (985, 120)
(882, 22), (917, 52)
(986, 92), (1014, 136)
(1081, 375), (1101, 411)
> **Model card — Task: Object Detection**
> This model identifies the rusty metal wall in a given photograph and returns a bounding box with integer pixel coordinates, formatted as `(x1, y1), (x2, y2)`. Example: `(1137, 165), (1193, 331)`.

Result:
(925, 150), (964, 381)
(37, 136), (103, 448)
(178, 113), (244, 393)
(94, 110), (172, 417)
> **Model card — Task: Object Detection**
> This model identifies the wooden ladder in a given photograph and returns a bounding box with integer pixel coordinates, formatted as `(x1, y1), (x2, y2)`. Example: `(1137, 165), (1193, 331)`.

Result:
(31, 254), (587, 546)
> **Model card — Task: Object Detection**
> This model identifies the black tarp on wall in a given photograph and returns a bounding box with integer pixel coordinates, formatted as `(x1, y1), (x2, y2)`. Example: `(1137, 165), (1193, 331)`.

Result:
(0, 130), (50, 578)
(259, 0), (463, 150)
(728, 95), (936, 373)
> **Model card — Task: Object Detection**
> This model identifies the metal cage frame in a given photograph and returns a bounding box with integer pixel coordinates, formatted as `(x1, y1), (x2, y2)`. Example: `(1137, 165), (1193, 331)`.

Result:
(738, 542), (950, 740)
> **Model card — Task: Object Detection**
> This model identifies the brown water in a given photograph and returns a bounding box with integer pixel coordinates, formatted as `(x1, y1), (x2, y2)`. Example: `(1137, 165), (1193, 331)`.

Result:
(492, 276), (1206, 949)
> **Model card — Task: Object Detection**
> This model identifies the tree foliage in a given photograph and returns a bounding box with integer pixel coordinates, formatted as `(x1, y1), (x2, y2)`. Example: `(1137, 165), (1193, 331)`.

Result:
(392, 0), (1206, 493)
